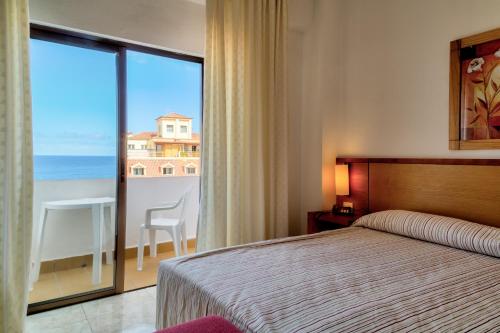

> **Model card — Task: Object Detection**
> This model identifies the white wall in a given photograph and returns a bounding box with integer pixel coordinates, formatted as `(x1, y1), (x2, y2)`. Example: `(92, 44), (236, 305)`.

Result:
(286, 28), (305, 236)
(29, 0), (205, 56)
(338, 0), (500, 158)
(287, 0), (345, 234)
(34, 177), (199, 261)
(159, 119), (192, 139)
(33, 179), (115, 260)
(288, 0), (500, 233)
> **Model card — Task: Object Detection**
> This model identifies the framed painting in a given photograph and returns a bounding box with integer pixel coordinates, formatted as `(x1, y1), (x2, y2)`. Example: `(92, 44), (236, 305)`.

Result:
(450, 28), (500, 150)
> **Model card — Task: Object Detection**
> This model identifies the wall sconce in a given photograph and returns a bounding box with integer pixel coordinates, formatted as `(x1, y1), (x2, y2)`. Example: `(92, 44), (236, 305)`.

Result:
(335, 164), (350, 196)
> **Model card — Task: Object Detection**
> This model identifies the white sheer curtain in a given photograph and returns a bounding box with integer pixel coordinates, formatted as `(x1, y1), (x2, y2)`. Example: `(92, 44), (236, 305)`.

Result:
(197, 0), (288, 251)
(0, 0), (33, 331)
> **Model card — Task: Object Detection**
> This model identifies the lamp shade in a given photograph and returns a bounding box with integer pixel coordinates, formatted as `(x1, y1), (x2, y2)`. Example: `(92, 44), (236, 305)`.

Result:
(335, 164), (350, 196)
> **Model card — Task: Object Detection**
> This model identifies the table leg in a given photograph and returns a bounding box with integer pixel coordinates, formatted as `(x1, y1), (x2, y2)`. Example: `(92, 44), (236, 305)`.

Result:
(105, 204), (114, 265)
(91, 204), (104, 285)
(31, 206), (49, 288)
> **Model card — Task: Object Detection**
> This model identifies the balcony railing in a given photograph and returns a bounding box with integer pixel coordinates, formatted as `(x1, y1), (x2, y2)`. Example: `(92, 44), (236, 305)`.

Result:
(127, 149), (200, 158)
(176, 151), (200, 158)
(32, 177), (199, 261)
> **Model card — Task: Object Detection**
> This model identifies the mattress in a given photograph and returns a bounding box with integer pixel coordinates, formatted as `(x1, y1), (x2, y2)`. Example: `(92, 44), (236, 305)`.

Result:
(156, 210), (500, 332)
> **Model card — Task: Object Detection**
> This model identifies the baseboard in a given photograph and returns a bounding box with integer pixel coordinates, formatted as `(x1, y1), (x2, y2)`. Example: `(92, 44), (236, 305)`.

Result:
(124, 238), (196, 259)
(40, 238), (197, 273)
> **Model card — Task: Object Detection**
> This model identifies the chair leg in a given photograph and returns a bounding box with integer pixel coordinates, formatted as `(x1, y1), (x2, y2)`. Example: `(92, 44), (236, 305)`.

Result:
(171, 226), (181, 257)
(137, 226), (145, 271)
(181, 224), (188, 255)
(149, 229), (157, 257)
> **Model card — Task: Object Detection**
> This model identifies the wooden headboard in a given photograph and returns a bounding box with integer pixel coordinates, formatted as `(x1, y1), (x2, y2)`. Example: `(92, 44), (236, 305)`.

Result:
(336, 158), (500, 228)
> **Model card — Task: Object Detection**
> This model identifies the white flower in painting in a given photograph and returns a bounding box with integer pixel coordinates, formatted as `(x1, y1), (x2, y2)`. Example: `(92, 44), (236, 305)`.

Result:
(467, 57), (485, 74)
(495, 49), (500, 57)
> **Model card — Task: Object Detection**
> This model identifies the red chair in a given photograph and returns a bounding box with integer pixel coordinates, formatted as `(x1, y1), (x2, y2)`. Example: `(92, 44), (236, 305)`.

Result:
(156, 316), (243, 333)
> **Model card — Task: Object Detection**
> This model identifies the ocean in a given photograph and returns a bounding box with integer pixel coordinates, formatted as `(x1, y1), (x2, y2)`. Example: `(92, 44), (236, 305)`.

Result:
(34, 155), (117, 180)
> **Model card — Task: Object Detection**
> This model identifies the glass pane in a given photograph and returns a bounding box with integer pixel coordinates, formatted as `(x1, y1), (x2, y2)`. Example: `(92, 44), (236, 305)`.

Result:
(125, 50), (202, 290)
(29, 39), (118, 304)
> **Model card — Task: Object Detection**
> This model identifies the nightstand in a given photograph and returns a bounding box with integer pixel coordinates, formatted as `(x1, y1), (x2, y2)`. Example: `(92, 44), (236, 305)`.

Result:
(307, 211), (363, 234)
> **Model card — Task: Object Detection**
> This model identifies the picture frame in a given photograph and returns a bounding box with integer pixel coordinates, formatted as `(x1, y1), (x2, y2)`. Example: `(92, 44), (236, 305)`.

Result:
(449, 27), (500, 150)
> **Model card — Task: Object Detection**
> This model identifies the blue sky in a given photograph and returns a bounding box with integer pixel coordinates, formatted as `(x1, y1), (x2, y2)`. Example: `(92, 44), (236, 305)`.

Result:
(127, 51), (202, 134)
(31, 40), (202, 156)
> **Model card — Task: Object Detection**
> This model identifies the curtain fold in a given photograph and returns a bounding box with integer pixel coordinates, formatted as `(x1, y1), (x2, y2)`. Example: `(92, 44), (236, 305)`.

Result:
(197, 0), (288, 251)
(0, 0), (33, 332)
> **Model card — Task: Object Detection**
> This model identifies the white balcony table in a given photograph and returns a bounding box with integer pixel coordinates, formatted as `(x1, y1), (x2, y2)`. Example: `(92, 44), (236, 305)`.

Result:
(31, 197), (115, 287)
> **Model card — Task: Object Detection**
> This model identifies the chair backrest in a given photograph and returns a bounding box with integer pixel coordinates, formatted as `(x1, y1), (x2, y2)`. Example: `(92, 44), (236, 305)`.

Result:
(178, 186), (194, 226)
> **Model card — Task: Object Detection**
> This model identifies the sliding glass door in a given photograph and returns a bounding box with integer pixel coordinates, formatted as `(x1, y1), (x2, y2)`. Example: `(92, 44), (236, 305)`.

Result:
(124, 50), (202, 290)
(28, 25), (203, 313)
(29, 32), (122, 310)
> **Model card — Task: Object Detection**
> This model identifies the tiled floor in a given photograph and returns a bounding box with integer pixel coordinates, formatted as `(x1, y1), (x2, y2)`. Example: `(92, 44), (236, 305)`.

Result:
(27, 247), (197, 332)
(124, 248), (194, 291)
(26, 287), (157, 333)
(29, 265), (114, 304)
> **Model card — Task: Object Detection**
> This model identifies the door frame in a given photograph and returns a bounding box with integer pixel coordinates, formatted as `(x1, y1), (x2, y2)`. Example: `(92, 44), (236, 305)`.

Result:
(28, 24), (203, 314)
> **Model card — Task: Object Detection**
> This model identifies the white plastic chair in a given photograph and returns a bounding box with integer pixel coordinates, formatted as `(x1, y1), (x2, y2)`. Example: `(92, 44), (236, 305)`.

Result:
(137, 187), (193, 271)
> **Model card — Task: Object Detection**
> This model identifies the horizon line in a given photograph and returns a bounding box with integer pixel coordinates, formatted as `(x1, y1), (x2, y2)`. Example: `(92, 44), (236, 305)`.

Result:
(34, 154), (117, 157)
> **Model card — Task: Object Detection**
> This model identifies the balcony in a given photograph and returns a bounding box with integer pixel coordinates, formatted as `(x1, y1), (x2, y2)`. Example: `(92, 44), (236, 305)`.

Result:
(127, 149), (200, 158)
(176, 151), (200, 158)
(30, 176), (199, 303)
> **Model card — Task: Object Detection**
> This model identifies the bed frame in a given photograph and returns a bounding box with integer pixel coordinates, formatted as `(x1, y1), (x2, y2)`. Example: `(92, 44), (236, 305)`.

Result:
(335, 158), (500, 228)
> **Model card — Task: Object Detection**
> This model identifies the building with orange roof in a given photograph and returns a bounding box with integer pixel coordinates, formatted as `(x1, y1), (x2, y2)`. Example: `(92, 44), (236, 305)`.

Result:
(127, 112), (200, 177)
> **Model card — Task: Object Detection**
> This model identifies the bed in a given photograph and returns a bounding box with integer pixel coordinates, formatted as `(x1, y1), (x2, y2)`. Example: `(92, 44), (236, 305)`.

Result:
(156, 210), (500, 332)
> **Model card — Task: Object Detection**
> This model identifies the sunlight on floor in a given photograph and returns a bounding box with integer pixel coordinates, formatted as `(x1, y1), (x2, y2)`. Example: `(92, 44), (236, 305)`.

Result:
(29, 246), (196, 304)
(124, 247), (195, 291)
(29, 265), (114, 304)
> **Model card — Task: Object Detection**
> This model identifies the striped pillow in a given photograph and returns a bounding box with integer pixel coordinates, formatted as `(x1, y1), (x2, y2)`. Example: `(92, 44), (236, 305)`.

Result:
(353, 210), (500, 257)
